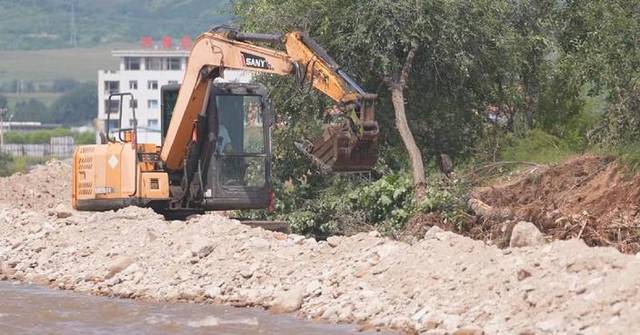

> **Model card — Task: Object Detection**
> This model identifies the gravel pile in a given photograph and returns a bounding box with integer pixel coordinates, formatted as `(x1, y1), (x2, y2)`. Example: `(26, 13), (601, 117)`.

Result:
(1, 161), (640, 334)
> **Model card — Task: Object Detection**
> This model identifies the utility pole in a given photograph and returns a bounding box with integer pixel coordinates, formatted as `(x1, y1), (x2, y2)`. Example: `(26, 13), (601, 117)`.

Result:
(70, 1), (78, 47)
(0, 107), (7, 150)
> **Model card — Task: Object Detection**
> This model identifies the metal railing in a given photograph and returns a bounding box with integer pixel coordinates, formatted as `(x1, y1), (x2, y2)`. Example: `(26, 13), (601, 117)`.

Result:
(1, 136), (75, 158)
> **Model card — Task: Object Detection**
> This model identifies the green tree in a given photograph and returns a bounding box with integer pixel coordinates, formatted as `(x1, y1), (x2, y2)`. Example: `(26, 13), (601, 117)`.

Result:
(12, 99), (49, 123)
(49, 82), (97, 125)
(558, 0), (640, 145)
(235, 0), (511, 201)
(508, 0), (557, 129)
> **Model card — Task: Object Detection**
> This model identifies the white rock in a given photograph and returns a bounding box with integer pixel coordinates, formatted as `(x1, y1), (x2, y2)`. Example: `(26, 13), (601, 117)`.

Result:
(327, 236), (342, 248)
(289, 235), (305, 245)
(424, 226), (445, 240)
(249, 237), (271, 251)
(191, 238), (215, 258)
(205, 286), (222, 298)
(271, 287), (304, 313)
(412, 306), (430, 321)
(535, 317), (564, 332)
(106, 256), (134, 279)
(509, 221), (545, 248)
(305, 279), (322, 297)
(54, 204), (73, 219)
(240, 267), (254, 279)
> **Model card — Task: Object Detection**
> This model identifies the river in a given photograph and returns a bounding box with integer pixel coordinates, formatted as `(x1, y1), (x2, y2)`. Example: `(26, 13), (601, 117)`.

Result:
(0, 281), (391, 334)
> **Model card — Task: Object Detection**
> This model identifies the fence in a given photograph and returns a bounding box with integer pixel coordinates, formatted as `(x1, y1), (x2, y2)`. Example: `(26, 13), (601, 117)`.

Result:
(1, 136), (75, 158)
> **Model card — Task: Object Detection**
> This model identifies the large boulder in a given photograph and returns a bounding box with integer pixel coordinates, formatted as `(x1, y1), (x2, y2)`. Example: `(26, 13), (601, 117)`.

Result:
(509, 221), (545, 248)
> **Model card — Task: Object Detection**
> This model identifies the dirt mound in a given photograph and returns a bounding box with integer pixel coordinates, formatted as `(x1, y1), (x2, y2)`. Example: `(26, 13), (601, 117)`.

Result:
(473, 155), (640, 253)
(0, 160), (71, 211)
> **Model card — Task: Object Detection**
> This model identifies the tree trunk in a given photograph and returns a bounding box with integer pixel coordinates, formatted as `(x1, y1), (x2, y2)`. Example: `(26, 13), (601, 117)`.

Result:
(385, 46), (426, 201)
(390, 84), (426, 201)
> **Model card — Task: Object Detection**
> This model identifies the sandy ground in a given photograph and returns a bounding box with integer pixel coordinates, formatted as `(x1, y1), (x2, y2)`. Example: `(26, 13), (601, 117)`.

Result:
(1, 160), (640, 334)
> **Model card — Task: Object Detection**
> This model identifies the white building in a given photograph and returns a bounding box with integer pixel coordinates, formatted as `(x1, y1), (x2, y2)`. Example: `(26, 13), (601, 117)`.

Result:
(97, 41), (252, 145)
(97, 48), (189, 145)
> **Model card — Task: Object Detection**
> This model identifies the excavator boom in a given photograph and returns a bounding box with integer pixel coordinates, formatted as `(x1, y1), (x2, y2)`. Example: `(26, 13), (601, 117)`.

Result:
(160, 29), (378, 172)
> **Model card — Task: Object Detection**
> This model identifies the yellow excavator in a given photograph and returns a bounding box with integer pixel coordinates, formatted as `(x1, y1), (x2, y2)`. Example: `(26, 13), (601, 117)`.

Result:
(72, 28), (378, 217)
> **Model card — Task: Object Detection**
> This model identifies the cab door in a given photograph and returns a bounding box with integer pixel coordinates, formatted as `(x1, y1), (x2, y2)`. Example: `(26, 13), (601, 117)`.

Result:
(203, 85), (272, 210)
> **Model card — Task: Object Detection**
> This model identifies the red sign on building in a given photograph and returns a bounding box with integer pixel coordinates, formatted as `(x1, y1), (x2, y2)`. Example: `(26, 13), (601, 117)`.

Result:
(141, 36), (153, 49)
(180, 36), (192, 50)
(162, 36), (172, 49)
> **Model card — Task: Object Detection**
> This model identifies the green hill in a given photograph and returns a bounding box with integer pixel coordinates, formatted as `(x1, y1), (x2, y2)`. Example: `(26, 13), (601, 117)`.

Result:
(0, 0), (231, 50)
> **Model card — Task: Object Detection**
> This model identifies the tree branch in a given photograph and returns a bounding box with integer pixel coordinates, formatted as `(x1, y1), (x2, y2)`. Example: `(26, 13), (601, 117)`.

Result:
(399, 45), (418, 89)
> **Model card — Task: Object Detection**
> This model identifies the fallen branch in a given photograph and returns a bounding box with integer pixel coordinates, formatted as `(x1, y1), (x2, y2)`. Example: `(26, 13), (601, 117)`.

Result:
(477, 161), (545, 169)
(461, 161), (546, 180)
(468, 198), (513, 220)
(577, 219), (589, 239)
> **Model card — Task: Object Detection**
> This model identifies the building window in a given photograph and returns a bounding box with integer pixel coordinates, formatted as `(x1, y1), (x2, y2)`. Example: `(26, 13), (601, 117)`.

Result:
(148, 80), (158, 90)
(130, 99), (138, 109)
(129, 119), (138, 128)
(105, 99), (120, 114)
(107, 119), (119, 131)
(145, 57), (163, 71)
(124, 57), (141, 70)
(168, 80), (179, 85)
(147, 119), (159, 129)
(148, 99), (159, 109)
(129, 80), (138, 90)
(104, 81), (119, 94)
(167, 58), (182, 70)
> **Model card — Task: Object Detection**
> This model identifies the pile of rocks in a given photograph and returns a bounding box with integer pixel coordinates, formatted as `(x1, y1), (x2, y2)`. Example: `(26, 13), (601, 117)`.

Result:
(2, 161), (640, 334)
(0, 159), (70, 211)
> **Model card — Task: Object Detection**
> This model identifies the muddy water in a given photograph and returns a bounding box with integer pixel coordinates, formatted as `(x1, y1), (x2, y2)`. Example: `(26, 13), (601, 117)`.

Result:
(0, 282), (390, 335)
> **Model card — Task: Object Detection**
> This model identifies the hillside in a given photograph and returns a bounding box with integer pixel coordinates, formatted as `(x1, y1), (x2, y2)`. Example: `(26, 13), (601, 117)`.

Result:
(0, 44), (124, 82)
(0, 0), (231, 50)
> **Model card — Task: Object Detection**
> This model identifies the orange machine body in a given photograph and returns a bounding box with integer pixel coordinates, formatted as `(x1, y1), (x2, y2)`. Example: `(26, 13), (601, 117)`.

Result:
(72, 140), (169, 211)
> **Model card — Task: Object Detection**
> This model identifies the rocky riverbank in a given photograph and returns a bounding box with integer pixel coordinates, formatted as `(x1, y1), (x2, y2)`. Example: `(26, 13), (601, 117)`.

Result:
(2, 161), (640, 334)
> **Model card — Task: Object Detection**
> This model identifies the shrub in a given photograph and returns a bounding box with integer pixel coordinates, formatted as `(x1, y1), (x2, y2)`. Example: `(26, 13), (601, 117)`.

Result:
(0, 152), (15, 177)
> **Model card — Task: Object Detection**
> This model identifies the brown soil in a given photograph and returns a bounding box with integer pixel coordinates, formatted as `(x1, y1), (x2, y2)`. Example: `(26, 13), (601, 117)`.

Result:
(472, 155), (640, 253)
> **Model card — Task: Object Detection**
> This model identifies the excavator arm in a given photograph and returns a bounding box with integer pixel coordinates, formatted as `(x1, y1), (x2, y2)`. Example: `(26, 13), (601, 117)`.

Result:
(160, 29), (378, 171)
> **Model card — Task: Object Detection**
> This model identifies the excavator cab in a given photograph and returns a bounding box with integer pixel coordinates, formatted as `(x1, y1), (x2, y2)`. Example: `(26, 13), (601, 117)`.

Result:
(162, 82), (273, 211)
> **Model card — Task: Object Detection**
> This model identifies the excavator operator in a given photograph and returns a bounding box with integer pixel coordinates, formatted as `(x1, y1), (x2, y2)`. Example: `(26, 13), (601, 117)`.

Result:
(217, 107), (233, 154)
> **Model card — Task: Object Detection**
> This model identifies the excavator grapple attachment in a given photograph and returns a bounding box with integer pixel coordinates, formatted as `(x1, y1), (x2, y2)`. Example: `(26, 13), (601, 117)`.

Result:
(308, 121), (378, 173)
(298, 99), (379, 173)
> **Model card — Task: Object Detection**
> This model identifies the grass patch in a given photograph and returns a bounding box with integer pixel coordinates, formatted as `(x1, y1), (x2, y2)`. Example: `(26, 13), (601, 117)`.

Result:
(595, 142), (640, 173)
(5, 128), (95, 145)
(500, 129), (576, 164)
(0, 153), (47, 177)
